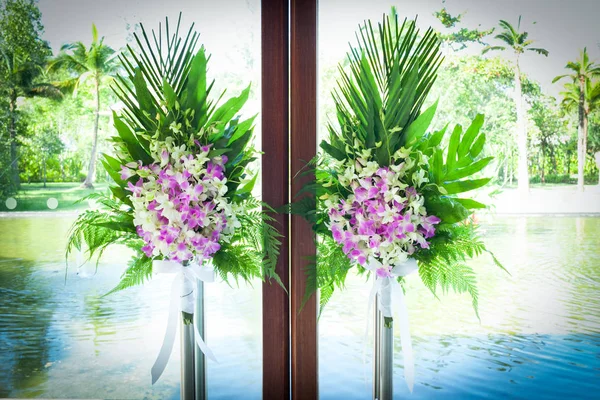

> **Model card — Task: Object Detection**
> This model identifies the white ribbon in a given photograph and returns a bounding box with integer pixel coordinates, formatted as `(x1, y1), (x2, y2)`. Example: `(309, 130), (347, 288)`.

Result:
(151, 259), (217, 384)
(365, 257), (418, 393)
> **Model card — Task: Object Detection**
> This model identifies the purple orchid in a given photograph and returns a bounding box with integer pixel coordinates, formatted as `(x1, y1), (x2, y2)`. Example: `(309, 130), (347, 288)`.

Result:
(327, 160), (442, 268)
(376, 265), (393, 278)
(126, 178), (144, 197)
(120, 165), (135, 180)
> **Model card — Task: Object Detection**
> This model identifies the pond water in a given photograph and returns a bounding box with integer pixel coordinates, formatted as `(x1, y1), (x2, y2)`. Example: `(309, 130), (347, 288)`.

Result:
(319, 215), (600, 400)
(0, 214), (599, 399)
(0, 214), (262, 399)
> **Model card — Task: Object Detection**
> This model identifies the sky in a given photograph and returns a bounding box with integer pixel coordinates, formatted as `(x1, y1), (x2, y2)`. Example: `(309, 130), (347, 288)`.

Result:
(319, 0), (600, 97)
(38, 0), (261, 79)
(37, 0), (600, 98)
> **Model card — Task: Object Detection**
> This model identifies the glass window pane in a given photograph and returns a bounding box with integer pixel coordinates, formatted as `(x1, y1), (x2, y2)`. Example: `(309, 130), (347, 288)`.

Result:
(0, 0), (261, 398)
(317, 1), (600, 399)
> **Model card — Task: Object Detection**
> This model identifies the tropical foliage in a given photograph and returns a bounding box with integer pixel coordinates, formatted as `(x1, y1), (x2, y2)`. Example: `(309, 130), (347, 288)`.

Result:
(2, 1), (598, 204)
(66, 15), (281, 293)
(294, 10), (505, 316)
(0, 0), (60, 192)
(553, 48), (600, 191)
(49, 24), (120, 188)
(483, 16), (548, 192)
(433, 7), (494, 51)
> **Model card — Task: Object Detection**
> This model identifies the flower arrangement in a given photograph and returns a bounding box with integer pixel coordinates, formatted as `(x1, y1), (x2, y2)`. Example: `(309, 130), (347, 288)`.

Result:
(327, 152), (441, 272)
(66, 15), (281, 303)
(294, 9), (506, 320)
(66, 15), (282, 385)
(126, 143), (235, 263)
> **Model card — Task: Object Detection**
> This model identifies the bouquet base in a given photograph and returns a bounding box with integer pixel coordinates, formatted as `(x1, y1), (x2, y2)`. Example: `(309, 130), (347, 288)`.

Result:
(181, 319), (196, 400)
(373, 295), (393, 400)
(180, 279), (207, 400)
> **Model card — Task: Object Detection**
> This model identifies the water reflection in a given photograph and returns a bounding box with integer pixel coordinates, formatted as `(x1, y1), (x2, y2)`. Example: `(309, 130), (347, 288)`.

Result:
(319, 216), (600, 400)
(83, 294), (118, 355)
(0, 257), (54, 397)
(0, 215), (262, 399)
(1, 215), (598, 399)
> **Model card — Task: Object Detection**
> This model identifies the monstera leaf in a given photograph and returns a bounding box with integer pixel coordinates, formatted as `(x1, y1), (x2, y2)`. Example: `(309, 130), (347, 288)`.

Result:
(428, 114), (493, 195)
(419, 113), (493, 225)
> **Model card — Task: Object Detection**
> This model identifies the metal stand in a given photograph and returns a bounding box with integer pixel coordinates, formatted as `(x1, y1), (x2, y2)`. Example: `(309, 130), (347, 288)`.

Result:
(181, 317), (196, 400)
(180, 278), (207, 400)
(194, 279), (207, 400)
(373, 294), (393, 400)
(381, 319), (393, 400)
(373, 295), (381, 400)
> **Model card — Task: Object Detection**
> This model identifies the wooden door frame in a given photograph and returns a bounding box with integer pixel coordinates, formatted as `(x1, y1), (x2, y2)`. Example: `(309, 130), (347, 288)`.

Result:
(290, 0), (318, 399)
(262, 0), (291, 398)
(262, 0), (318, 398)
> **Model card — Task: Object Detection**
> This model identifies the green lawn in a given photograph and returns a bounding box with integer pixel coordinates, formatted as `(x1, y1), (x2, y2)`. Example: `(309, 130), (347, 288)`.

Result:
(0, 182), (108, 212)
(502, 182), (599, 191)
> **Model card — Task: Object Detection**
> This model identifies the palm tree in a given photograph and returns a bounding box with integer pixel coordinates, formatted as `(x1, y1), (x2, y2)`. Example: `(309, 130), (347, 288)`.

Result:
(49, 24), (119, 188)
(553, 48), (600, 191)
(483, 16), (548, 193)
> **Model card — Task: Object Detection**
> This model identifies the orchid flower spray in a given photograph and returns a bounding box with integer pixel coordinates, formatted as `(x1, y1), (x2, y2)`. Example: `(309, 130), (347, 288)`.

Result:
(293, 9), (506, 319)
(66, 14), (282, 296)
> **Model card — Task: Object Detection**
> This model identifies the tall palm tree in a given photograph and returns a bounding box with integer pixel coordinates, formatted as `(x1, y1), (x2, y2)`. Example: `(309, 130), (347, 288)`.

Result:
(49, 24), (119, 188)
(483, 16), (548, 193)
(553, 48), (600, 191)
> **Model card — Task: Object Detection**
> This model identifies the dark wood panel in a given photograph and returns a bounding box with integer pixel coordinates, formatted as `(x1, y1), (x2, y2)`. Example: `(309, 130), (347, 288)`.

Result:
(290, 0), (318, 398)
(261, 0), (290, 398)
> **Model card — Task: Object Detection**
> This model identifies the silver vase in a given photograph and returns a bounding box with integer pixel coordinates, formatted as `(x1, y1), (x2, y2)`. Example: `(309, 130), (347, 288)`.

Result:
(373, 294), (393, 400)
(194, 279), (207, 400)
(180, 316), (195, 400)
(180, 278), (207, 400)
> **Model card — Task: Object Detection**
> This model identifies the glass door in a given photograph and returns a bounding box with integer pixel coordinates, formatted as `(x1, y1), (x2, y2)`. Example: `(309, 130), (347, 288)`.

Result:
(316, 1), (600, 400)
(0, 1), (264, 399)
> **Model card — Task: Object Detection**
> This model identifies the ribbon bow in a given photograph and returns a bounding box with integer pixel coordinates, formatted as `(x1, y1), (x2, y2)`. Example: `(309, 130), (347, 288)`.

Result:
(365, 257), (418, 392)
(151, 260), (217, 384)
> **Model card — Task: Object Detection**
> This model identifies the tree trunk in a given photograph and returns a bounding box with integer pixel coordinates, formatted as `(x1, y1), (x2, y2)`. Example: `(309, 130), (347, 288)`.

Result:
(42, 155), (47, 188)
(595, 151), (600, 186)
(541, 150), (545, 184)
(61, 159), (66, 182)
(81, 75), (100, 189)
(8, 92), (20, 190)
(577, 76), (586, 192)
(509, 150), (514, 186)
(503, 157), (508, 185)
(514, 58), (529, 193)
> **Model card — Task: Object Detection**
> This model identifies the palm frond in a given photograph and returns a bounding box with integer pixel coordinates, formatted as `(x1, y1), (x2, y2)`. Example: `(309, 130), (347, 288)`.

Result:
(481, 45), (506, 54)
(325, 10), (443, 167)
(552, 74), (571, 84)
(493, 33), (515, 46)
(528, 47), (549, 56)
(487, 17), (546, 58)
(27, 83), (63, 99)
(565, 61), (581, 73)
(497, 19), (518, 41)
